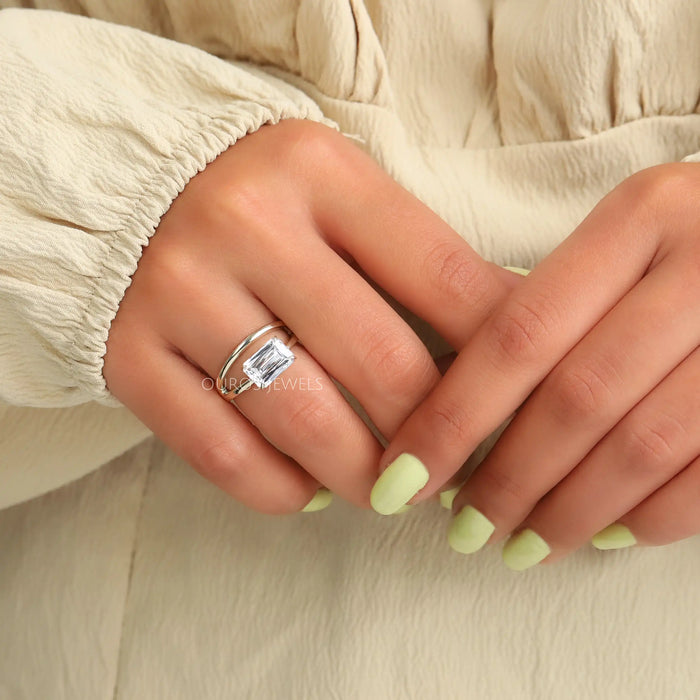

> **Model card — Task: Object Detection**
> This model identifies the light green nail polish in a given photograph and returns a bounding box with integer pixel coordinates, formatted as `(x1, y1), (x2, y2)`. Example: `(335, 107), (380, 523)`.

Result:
(301, 488), (333, 512)
(439, 486), (461, 510)
(591, 523), (636, 550)
(502, 528), (551, 571)
(503, 266), (531, 276)
(448, 505), (495, 554)
(370, 453), (429, 515)
(395, 504), (414, 514)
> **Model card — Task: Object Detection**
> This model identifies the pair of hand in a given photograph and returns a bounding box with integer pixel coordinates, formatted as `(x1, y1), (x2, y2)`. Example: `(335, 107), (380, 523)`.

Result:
(103, 119), (700, 570)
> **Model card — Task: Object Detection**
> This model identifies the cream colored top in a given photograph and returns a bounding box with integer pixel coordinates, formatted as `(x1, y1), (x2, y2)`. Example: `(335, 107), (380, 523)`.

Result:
(0, 2), (699, 698)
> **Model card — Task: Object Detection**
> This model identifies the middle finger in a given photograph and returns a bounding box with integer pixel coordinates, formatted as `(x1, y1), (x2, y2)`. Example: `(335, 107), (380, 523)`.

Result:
(237, 225), (442, 441)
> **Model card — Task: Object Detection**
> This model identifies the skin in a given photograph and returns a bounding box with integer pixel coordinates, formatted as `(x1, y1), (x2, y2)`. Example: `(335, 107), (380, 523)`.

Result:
(382, 162), (700, 563)
(102, 118), (519, 514)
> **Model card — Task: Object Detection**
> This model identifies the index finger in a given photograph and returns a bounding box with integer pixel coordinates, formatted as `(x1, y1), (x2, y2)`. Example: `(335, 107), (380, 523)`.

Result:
(370, 165), (680, 514)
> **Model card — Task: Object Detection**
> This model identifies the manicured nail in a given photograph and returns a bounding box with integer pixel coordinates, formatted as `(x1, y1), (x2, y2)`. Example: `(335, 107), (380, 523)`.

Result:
(503, 266), (531, 276)
(301, 488), (333, 512)
(370, 454), (429, 515)
(395, 504), (414, 514)
(591, 523), (636, 550)
(448, 505), (495, 554)
(502, 528), (551, 571)
(439, 486), (461, 510)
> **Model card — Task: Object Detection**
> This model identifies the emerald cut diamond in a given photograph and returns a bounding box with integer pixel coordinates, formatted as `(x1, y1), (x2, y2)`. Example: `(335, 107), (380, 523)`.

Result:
(242, 337), (295, 388)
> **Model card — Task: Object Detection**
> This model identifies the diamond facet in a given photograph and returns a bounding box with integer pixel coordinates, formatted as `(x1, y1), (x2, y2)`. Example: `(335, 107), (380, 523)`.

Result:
(242, 337), (295, 388)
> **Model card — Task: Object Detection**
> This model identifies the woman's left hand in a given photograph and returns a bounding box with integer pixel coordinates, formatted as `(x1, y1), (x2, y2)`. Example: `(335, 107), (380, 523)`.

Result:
(372, 162), (700, 569)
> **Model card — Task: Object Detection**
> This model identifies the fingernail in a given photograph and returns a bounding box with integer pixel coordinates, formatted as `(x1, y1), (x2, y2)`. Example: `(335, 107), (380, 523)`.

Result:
(448, 505), (495, 554)
(591, 523), (636, 550)
(503, 266), (531, 276)
(301, 488), (333, 512)
(439, 486), (461, 510)
(370, 454), (429, 515)
(502, 528), (551, 571)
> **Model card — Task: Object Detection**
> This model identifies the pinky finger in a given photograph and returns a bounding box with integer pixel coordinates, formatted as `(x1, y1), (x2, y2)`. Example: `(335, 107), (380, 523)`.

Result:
(109, 342), (326, 515)
(592, 453), (700, 550)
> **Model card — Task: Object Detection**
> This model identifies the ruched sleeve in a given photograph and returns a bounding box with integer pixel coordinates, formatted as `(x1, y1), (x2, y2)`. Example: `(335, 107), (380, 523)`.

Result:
(0, 8), (338, 408)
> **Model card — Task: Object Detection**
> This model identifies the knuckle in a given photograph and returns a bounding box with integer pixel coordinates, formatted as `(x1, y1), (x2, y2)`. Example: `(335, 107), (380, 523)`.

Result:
(487, 295), (556, 366)
(423, 240), (490, 311)
(282, 392), (340, 447)
(547, 359), (616, 427)
(477, 466), (528, 506)
(488, 311), (536, 364)
(211, 178), (293, 251)
(191, 434), (251, 485)
(426, 395), (474, 446)
(147, 242), (201, 299)
(620, 414), (684, 477)
(361, 324), (436, 399)
(277, 119), (344, 178)
(621, 163), (699, 224)
(626, 163), (694, 202)
(215, 179), (271, 227)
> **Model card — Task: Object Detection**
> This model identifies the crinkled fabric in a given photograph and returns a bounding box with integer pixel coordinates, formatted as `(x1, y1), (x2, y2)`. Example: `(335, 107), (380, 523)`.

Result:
(0, 2), (699, 698)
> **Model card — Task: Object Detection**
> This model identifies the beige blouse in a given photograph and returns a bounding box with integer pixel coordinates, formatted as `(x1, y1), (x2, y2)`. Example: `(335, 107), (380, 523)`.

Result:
(0, 2), (699, 698)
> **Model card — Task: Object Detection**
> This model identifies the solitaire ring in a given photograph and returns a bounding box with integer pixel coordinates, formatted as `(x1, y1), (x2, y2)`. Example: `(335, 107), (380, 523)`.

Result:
(215, 321), (298, 400)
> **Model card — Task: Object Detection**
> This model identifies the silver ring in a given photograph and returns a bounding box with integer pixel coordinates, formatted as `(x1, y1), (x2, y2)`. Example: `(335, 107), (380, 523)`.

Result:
(215, 321), (298, 400)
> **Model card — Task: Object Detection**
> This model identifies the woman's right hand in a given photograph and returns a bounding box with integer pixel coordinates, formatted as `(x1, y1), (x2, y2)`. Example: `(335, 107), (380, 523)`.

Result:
(103, 118), (518, 514)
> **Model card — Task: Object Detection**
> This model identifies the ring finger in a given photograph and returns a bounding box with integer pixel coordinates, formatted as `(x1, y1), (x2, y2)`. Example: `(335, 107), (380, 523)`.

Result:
(164, 276), (384, 509)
